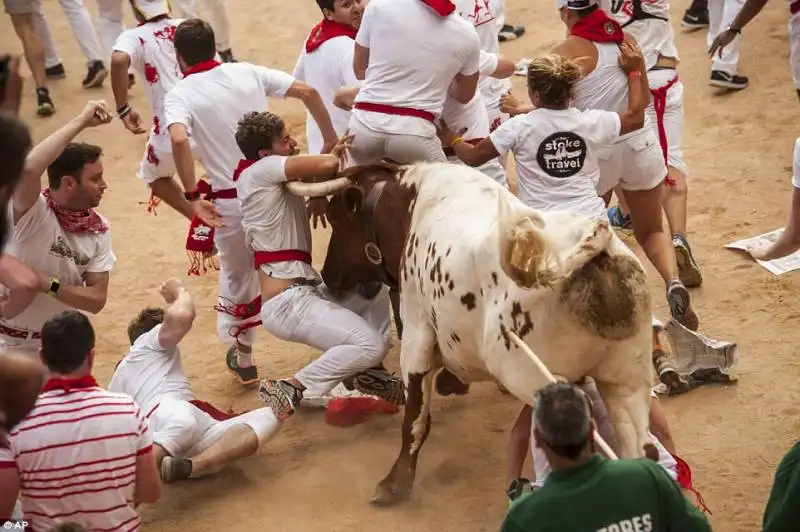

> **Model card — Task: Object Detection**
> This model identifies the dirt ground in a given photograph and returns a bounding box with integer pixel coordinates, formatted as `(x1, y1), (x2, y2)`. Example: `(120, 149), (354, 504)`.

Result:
(3, 0), (800, 529)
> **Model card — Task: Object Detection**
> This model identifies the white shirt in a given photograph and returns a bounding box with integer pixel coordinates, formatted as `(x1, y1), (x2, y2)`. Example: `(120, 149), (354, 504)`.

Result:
(352, 0), (482, 138)
(490, 108), (619, 218)
(2, 196), (116, 335)
(293, 36), (359, 155)
(604, 0), (678, 70)
(108, 324), (195, 417)
(453, 0), (512, 109)
(163, 63), (295, 215)
(572, 41), (653, 141)
(236, 156), (320, 282)
(112, 18), (185, 149)
(0, 385), (152, 532)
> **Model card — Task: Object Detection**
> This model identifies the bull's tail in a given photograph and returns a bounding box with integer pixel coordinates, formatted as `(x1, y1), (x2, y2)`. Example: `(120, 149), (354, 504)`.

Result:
(496, 195), (558, 290)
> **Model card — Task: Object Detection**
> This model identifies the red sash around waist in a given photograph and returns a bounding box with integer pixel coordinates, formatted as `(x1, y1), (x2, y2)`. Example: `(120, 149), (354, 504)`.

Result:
(791, 0), (800, 14)
(254, 249), (313, 269)
(354, 102), (436, 123)
(649, 73), (680, 186)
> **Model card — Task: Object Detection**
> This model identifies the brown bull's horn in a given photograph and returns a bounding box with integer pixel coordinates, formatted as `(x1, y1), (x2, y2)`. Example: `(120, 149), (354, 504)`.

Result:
(285, 177), (353, 197)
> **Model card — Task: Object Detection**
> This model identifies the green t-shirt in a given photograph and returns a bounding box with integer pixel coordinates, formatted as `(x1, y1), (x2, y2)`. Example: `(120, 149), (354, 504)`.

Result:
(762, 440), (800, 532)
(501, 455), (711, 532)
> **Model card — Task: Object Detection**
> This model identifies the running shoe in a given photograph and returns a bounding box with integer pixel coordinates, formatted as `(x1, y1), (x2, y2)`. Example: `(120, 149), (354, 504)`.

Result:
(666, 280), (699, 331)
(352, 368), (406, 406)
(673, 234), (703, 288)
(259, 379), (303, 420)
(226, 345), (258, 385)
(160, 456), (193, 483)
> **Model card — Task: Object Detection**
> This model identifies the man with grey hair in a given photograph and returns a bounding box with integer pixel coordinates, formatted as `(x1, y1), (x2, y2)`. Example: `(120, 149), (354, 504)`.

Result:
(501, 382), (710, 532)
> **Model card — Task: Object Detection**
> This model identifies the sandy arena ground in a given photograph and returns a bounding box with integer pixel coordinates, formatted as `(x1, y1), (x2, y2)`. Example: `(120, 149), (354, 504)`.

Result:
(2, 0), (800, 529)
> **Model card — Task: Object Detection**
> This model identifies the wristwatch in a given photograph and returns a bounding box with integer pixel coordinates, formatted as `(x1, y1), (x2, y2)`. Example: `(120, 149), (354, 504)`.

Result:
(728, 25), (741, 34)
(507, 478), (531, 501)
(46, 277), (60, 296)
(183, 190), (201, 201)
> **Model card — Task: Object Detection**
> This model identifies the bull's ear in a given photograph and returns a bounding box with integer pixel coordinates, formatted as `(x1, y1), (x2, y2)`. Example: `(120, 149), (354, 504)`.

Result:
(341, 186), (364, 215)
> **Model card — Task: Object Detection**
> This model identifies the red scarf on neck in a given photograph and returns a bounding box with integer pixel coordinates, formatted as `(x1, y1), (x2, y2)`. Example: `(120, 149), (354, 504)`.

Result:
(306, 19), (357, 53)
(421, 0), (455, 16)
(232, 159), (257, 182)
(570, 9), (623, 43)
(42, 374), (99, 393)
(42, 188), (109, 235)
(182, 60), (221, 77)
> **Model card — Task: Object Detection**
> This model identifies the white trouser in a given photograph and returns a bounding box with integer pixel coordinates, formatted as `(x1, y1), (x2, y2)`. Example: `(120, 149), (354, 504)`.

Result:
(260, 284), (392, 398)
(348, 118), (447, 165)
(789, 13), (800, 90)
(95, 0), (125, 60)
(138, 133), (199, 184)
(151, 396), (281, 459)
(707, 0), (745, 74)
(0, 335), (40, 357)
(32, 0), (104, 68)
(792, 137), (800, 189)
(170, 0), (232, 51)
(646, 69), (688, 176)
(213, 214), (259, 348)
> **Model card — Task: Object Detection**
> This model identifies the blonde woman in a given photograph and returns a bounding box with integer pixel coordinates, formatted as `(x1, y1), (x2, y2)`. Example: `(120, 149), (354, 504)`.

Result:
(438, 48), (647, 220)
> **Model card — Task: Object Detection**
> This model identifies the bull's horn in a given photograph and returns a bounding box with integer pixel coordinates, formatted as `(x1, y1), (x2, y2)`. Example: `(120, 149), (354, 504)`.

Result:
(285, 177), (352, 197)
(507, 331), (619, 461)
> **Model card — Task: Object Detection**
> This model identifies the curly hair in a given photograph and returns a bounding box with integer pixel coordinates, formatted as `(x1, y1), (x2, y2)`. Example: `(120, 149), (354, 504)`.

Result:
(235, 111), (286, 160)
(527, 54), (583, 108)
(128, 307), (166, 345)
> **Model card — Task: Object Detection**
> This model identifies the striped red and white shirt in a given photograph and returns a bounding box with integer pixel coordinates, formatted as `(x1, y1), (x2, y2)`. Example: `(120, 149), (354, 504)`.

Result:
(0, 376), (153, 532)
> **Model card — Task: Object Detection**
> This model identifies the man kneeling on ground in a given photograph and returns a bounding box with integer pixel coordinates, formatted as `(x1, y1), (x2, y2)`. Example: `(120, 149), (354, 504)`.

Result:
(108, 277), (282, 483)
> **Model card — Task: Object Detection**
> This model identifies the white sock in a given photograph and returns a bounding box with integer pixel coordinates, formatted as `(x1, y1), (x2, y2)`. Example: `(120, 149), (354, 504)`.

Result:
(236, 349), (253, 368)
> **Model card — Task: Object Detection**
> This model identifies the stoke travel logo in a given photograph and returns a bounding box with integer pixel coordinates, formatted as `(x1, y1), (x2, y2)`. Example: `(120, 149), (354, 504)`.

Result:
(536, 132), (587, 178)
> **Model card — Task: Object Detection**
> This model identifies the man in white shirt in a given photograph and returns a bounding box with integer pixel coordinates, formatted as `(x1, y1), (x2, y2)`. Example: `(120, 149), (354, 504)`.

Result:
(108, 278), (283, 484)
(0, 101), (116, 356)
(233, 111), (404, 420)
(110, 0), (194, 221)
(165, 19), (338, 386)
(349, 0), (482, 164)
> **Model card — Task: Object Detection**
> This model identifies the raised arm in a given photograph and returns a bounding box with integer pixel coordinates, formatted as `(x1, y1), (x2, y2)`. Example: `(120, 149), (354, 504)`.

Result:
(617, 41), (647, 135)
(156, 278), (196, 349)
(285, 81), (338, 152)
(13, 101), (112, 222)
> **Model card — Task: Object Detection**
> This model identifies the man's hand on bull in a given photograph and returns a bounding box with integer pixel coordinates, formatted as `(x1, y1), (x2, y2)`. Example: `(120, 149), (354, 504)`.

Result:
(307, 198), (328, 229)
(328, 133), (354, 161)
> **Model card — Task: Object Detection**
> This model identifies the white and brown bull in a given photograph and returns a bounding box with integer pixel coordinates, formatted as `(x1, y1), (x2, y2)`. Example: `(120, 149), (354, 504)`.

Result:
(287, 161), (653, 506)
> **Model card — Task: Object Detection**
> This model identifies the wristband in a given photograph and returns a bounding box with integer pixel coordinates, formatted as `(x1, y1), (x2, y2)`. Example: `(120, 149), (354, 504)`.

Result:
(46, 277), (60, 296)
(729, 26), (741, 34)
(627, 70), (642, 78)
(117, 103), (132, 118)
(184, 190), (201, 201)
(450, 136), (464, 148)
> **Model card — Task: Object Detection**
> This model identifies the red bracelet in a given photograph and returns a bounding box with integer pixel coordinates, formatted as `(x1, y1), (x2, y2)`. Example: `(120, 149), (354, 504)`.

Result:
(184, 190), (200, 201)
(628, 70), (642, 78)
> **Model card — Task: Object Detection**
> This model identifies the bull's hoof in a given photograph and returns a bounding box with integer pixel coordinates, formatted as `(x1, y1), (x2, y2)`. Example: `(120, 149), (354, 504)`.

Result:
(435, 369), (470, 396)
(369, 482), (410, 507)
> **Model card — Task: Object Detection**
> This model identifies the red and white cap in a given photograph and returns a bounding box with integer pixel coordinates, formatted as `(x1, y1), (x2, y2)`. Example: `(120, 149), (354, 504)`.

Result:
(131, 0), (170, 20)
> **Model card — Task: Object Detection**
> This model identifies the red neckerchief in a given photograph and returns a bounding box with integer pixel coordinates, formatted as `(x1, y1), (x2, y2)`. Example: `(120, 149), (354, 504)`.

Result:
(137, 14), (169, 26)
(232, 159), (257, 182)
(182, 60), (221, 77)
(42, 188), (109, 234)
(305, 19), (358, 53)
(570, 9), (624, 43)
(421, 0), (456, 16)
(42, 374), (99, 393)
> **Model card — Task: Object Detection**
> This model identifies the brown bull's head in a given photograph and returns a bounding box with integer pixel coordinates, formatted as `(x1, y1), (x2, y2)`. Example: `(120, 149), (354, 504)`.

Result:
(286, 161), (415, 293)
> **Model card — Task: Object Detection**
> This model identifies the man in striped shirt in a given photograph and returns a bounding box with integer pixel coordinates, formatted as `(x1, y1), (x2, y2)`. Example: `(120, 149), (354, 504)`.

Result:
(0, 310), (161, 530)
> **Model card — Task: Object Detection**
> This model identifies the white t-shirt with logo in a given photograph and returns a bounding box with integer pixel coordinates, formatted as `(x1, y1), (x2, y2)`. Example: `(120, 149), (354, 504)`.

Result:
(293, 36), (359, 155)
(2, 196), (116, 337)
(490, 108), (620, 218)
(163, 63), (295, 215)
(108, 324), (195, 417)
(236, 156), (320, 282)
(113, 18), (185, 150)
(453, 0), (512, 109)
(352, 0), (482, 138)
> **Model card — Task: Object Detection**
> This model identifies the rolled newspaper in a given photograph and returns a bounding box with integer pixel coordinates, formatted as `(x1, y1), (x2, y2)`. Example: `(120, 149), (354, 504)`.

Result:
(508, 331), (619, 461)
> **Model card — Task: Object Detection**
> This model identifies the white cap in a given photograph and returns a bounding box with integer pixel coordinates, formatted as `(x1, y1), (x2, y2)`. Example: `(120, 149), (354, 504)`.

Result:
(131, 0), (170, 20)
(556, 0), (598, 10)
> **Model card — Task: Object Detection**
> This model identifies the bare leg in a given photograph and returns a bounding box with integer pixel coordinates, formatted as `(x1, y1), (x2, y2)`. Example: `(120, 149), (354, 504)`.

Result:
(662, 167), (687, 236)
(188, 425), (258, 477)
(149, 177), (194, 221)
(624, 185), (698, 330)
